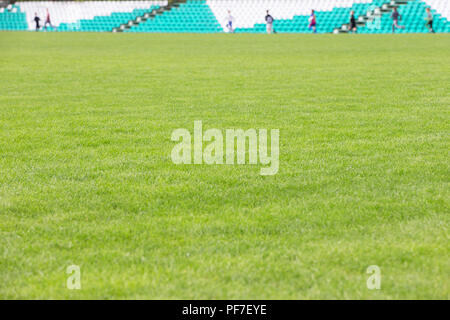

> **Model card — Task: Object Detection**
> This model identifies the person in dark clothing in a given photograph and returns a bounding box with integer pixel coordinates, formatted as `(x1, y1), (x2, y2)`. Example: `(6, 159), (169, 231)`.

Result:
(425, 7), (435, 33)
(391, 7), (405, 33)
(265, 10), (274, 34)
(33, 13), (40, 31)
(349, 10), (357, 33)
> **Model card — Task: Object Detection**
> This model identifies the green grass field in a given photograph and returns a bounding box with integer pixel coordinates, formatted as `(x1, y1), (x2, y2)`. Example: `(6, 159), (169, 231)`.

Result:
(0, 32), (449, 299)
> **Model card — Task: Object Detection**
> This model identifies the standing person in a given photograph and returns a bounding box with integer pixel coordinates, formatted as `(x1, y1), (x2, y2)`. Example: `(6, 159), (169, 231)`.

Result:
(425, 7), (435, 33)
(265, 10), (274, 34)
(44, 8), (55, 31)
(308, 10), (317, 33)
(33, 13), (41, 31)
(349, 10), (357, 33)
(225, 10), (235, 33)
(391, 7), (405, 33)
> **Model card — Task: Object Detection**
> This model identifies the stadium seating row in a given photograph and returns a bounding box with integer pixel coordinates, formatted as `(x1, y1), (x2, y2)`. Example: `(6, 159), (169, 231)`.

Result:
(15, 1), (167, 31)
(58, 6), (162, 32)
(230, 0), (392, 33)
(358, 0), (450, 33)
(125, 1), (222, 33)
(0, 0), (449, 33)
(0, 5), (27, 30)
(209, 0), (374, 30)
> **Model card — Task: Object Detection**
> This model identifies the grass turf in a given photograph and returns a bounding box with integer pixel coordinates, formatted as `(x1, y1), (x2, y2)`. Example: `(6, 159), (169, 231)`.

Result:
(0, 32), (449, 299)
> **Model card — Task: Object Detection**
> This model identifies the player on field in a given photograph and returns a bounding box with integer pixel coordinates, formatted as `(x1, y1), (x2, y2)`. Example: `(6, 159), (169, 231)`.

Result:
(265, 10), (274, 34)
(44, 8), (56, 31)
(425, 7), (435, 33)
(349, 10), (357, 33)
(391, 7), (405, 33)
(33, 13), (41, 31)
(225, 10), (235, 33)
(308, 10), (317, 33)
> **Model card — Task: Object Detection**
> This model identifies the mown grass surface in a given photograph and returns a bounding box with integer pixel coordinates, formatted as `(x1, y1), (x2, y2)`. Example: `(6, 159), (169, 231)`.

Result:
(0, 32), (449, 299)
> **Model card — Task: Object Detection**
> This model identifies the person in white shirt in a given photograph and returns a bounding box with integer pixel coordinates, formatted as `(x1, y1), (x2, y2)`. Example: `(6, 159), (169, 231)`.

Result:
(225, 10), (235, 33)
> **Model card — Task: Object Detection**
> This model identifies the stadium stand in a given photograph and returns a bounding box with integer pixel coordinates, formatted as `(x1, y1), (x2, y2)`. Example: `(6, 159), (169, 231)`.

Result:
(59, 5), (163, 32)
(125, 0), (222, 33)
(0, 0), (449, 33)
(424, 0), (450, 19)
(209, 0), (378, 33)
(0, 4), (27, 30)
(357, 0), (450, 33)
(17, 1), (167, 31)
(209, 0), (449, 34)
(229, 0), (394, 33)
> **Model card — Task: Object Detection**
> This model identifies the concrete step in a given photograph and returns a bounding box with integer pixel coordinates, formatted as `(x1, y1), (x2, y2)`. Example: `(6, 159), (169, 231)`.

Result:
(112, 0), (186, 32)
